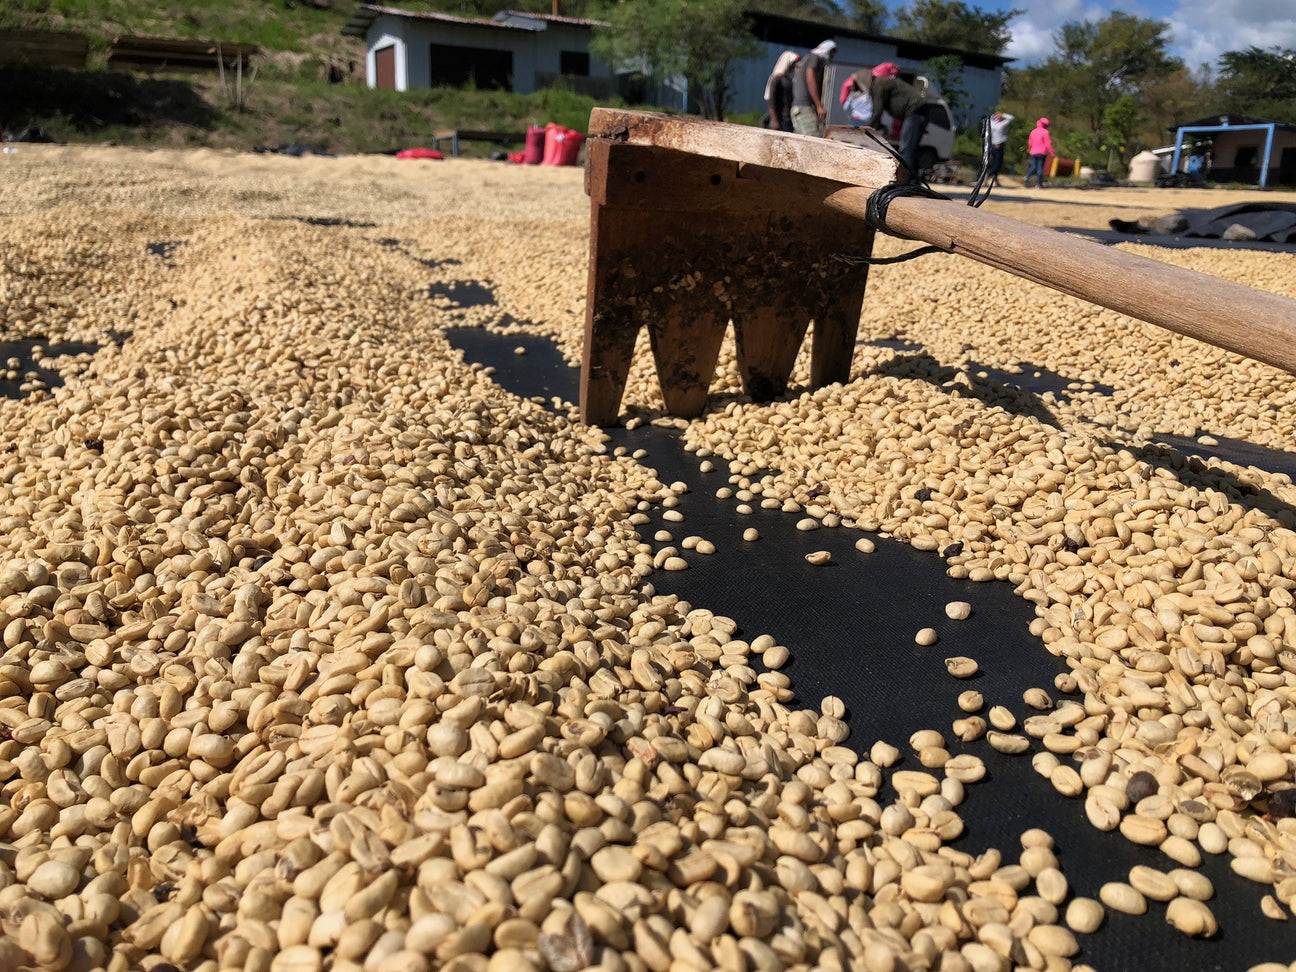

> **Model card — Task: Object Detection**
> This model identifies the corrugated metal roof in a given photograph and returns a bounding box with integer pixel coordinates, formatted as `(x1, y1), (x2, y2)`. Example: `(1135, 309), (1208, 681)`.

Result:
(494, 9), (607, 28)
(1176, 113), (1296, 133)
(746, 8), (1012, 68)
(342, 5), (526, 37)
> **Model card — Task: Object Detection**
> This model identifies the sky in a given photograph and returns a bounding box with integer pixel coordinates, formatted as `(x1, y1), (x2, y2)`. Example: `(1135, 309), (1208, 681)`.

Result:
(903, 0), (1296, 70)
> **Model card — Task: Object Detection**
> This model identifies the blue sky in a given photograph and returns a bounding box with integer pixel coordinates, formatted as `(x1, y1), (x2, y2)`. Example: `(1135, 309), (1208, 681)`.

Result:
(888, 0), (1296, 71)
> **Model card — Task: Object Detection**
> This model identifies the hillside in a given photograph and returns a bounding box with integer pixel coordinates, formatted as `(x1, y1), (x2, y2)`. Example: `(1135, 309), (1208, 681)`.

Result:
(0, 2), (611, 154)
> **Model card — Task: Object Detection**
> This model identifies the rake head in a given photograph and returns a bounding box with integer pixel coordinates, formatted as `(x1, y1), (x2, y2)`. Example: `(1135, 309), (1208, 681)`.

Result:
(580, 109), (901, 426)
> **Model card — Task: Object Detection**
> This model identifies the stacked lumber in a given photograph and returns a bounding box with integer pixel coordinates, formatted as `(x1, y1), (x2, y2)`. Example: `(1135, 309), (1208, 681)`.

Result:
(0, 29), (89, 68)
(106, 35), (258, 73)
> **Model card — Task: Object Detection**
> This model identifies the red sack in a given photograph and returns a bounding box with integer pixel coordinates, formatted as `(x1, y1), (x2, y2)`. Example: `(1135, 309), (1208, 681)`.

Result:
(541, 126), (585, 166)
(396, 148), (443, 160)
(555, 129), (583, 166)
(839, 76), (854, 107)
(541, 122), (563, 166)
(523, 125), (545, 165)
(507, 151), (525, 164)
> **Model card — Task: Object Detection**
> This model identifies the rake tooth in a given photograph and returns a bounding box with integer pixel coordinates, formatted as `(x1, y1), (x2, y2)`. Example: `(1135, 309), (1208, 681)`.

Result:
(580, 297), (640, 428)
(647, 297), (729, 419)
(730, 291), (813, 403)
(808, 214), (876, 388)
(810, 272), (871, 388)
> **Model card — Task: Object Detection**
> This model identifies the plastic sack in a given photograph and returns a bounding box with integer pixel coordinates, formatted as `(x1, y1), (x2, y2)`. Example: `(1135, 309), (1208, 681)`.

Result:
(523, 125), (546, 165)
(542, 124), (584, 166)
(555, 130), (583, 166)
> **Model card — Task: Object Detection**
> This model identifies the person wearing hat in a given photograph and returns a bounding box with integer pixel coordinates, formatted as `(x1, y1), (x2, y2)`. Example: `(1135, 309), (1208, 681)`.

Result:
(866, 63), (931, 183)
(790, 40), (836, 137)
(1025, 117), (1054, 188)
(763, 51), (800, 132)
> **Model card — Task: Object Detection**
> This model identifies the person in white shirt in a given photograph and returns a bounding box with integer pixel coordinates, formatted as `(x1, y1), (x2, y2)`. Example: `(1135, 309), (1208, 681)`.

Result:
(988, 110), (1013, 186)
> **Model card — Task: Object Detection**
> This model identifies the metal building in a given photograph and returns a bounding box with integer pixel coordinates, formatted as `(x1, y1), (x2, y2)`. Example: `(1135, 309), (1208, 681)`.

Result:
(342, 5), (1009, 127)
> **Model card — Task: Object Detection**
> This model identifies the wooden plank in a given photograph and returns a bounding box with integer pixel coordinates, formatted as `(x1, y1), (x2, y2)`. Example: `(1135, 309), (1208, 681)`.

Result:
(454, 130), (526, 143)
(825, 187), (1296, 377)
(0, 29), (89, 68)
(107, 35), (258, 73)
(588, 107), (899, 190)
(109, 35), (259, 57)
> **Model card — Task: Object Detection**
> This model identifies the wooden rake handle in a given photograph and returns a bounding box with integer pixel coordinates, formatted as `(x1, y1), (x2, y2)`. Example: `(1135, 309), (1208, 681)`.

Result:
(824, 187), (1296, 376)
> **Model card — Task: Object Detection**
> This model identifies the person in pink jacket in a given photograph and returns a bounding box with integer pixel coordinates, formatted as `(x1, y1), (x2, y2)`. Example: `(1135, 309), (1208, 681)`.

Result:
(1025, 117), (1054, 188)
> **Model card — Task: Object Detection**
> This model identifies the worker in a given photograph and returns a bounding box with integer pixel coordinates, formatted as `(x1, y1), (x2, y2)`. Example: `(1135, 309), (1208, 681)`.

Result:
(1025, 117), (1053, 188)
(987, 109), (1014, 186)
(841, 70), (874, 128)
(763, 51), (800, 132)
(790, 40), (836, 138)
(867, 63), (931, 183)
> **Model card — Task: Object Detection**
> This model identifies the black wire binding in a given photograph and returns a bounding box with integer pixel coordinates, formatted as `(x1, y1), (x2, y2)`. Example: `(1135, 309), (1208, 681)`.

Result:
(967, 113), (995, 208)
(863, 181), (949, 238)
(830, 120), (996, 267)
(828, 129), (948, 264)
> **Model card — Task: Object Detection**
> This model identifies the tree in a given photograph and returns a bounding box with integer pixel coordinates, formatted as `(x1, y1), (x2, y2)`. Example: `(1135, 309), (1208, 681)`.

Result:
(890, 0), (1017, 56)
(1100, 94), (1138, 173)
(1011, 13), (1182, 135)
(590, 0), (761, 120)
(920, 54), (968, 120)
(744, 1), (835, 22)
(1137, 67), (1210, 144)
(843, 0), (887, 32)
(1213, 47), (1296, 124)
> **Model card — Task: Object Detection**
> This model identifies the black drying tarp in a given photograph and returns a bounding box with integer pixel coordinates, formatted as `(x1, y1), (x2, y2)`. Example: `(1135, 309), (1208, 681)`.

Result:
(447, 325), (1296, 972)
(252, 142), (334, 157)
(1110, 201), (1296, 242)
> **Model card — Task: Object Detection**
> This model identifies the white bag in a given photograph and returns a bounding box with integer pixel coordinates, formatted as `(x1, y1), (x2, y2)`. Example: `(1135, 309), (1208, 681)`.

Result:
(845, 91), (873, 125)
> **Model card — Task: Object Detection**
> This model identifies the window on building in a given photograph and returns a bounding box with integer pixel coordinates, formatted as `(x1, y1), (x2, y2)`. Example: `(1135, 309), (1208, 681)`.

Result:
(560, 50), (590, 76)
(429, 43), (512, 90)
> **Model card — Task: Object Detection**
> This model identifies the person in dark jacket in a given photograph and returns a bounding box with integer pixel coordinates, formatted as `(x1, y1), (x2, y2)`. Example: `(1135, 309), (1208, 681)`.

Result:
(763, 50), (799, 132)
(867, 62), (931, 182)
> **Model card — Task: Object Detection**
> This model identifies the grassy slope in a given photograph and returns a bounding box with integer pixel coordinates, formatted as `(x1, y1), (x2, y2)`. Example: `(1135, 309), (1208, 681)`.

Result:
(0, 64), (612, 154)
(4, 0), (358, 59)
(0, 1), (625, 154)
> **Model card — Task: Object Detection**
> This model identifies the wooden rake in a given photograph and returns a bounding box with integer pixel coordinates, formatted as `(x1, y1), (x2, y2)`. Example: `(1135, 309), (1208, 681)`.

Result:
(580, 107), (1296, 426)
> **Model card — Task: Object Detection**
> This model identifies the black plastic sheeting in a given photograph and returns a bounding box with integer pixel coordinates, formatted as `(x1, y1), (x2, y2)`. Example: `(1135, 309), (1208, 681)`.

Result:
(448, 325), (1296, 971)
(1109, 202), (1296, 243)
(0, 338), (105, 401)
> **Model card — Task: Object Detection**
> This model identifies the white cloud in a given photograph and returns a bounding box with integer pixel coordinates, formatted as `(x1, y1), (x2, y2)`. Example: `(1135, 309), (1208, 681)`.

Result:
(1169, 0), (1296, 71)
(998, 0), (1296, 69)
(999, 0), (1111, 66)
(1002, 19), (1053, 65)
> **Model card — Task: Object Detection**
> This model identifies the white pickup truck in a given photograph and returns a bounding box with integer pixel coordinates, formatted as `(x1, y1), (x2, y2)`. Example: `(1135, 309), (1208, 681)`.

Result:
(822, 61), (956, 176)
